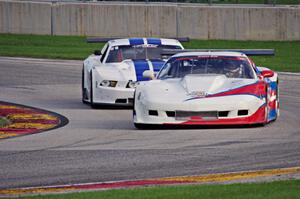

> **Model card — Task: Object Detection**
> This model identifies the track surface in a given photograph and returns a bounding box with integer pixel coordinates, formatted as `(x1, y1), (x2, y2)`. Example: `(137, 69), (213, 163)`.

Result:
(0, 57), (299, 189)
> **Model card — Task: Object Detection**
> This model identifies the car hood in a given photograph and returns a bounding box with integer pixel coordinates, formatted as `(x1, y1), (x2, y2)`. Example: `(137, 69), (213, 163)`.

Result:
(93, 59), (165, 81)
(141, 74), (259, 103)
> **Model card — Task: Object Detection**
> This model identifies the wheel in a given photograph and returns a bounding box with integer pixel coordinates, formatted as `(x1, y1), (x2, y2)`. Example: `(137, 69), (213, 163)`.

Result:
(90, 72), (96, 108)
(132, 91), (136, 117)
(82, 67), (88, 104)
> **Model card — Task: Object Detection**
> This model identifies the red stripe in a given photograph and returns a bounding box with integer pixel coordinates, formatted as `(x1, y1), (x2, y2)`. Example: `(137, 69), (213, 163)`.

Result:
(207, 81), (266, 98)
(0, 128), (37, 134)
(0, 109), (37, 116)
(55, 180), (192, 190)
(11, 119), (58, 124)
(268, 100), (277, 109)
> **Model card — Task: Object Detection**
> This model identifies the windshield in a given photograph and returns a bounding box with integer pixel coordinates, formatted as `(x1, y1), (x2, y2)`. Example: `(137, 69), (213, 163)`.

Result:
(157, 56), (255, 79)
(106, 45), (181, 63)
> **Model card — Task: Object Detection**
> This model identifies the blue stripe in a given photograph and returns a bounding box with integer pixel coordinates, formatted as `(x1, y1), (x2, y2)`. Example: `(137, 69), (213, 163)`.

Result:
(129, 38), (144, 45)
(133, 60), (150, 81)
(269, 81), (277, 91)
(150, 60), (165, 72)
(147, 38), (161, 45)
(268, 109), (277, 121)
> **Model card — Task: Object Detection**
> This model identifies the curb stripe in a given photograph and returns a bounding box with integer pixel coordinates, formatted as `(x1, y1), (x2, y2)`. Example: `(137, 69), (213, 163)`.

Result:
(0, 101), (68, 140)
(1, 167), (299, 196)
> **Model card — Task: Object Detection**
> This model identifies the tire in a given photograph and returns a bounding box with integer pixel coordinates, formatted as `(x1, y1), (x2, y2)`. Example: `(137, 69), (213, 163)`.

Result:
(90, 72), (96, 108)
(132, 91), (136, 117)
(82, 68), (88, 104)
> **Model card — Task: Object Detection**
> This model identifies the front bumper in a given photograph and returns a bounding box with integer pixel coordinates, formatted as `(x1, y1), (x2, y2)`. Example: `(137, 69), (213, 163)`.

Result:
(134, 95), (266, 125)
(93, 86), (135, 106)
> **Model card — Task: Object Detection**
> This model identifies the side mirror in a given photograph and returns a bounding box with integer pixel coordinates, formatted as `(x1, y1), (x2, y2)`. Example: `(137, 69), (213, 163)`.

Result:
(143, 70), (155, 80)
(94, 50), (101, 56)
(261, 70), (274, 78)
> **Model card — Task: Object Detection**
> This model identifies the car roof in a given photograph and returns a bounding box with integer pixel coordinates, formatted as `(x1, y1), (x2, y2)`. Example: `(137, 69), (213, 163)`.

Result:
(108, 38), (183, 47)
(172, 51), (248, 58)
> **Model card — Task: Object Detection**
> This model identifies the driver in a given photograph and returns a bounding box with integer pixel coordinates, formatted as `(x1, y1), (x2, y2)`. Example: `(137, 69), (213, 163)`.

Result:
(223, 60), (241, 78)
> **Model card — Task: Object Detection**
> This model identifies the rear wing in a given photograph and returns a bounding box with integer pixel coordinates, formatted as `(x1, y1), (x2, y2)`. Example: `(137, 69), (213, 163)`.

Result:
(86, 37), (190, 43)
(161, 49), (275, 57)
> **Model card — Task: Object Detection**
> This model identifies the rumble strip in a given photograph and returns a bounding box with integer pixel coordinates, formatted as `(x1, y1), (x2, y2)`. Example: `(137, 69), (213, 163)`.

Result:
(0, 167), (299, 196)
(0, 101), (68, 139)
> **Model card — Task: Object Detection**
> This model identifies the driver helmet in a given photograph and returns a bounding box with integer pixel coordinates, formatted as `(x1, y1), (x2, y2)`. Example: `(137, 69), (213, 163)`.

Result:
(223, 60), (241, 78)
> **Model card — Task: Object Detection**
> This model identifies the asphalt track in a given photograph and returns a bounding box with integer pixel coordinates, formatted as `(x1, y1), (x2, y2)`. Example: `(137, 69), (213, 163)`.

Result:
(0, 57), (299, 189)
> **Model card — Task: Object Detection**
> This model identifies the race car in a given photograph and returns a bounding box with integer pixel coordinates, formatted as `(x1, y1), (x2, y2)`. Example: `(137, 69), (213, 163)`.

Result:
(133, 50), (279, 128)
(82, 38), (185, 107)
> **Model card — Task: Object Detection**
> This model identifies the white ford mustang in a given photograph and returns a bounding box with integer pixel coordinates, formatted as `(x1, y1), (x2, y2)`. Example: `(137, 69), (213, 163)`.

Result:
(82, 38), (184, 107)
(133, 50), (279, 128)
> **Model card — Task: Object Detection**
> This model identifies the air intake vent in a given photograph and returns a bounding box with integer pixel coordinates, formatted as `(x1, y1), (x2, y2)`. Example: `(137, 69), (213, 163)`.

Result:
(238, 110), (248, 116)
(218, 111), (229, 117)
(149, 110), (158, 116)
(166, 111), (175, 117)
(115, 99), (127, 103)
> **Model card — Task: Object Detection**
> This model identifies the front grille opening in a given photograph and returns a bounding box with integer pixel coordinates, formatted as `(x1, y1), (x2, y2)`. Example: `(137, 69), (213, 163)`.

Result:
(115, 99), (127, 103)
(238, 110), (248, 116)
(166, 111), (175, 117)
(175, 111), (217, 121)
(149, 110), (158, 116)
(218, 111), (229, 117)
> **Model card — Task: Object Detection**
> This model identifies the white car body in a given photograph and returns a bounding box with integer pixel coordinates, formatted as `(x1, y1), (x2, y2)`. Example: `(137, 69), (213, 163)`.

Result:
(82, 38), (184, 107)
(133, 51), (279, 128)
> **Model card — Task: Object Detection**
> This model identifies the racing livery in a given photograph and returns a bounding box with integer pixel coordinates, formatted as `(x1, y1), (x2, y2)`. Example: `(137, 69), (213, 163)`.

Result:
(82, 38), (184, 107)
(133, 51), (279, 128)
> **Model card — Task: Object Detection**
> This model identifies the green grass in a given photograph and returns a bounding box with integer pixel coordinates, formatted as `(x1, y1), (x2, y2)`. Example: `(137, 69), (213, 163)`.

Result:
(0, 117), (8, 128)
(0, 34), (100, 60)
(0, 34), (299, 72)
(17, 179), (300, 199)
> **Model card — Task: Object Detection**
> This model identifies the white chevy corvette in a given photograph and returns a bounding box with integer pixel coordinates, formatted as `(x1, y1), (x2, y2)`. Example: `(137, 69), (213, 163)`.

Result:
(82, 38), (184, 107)
(133, 50), (279, 128)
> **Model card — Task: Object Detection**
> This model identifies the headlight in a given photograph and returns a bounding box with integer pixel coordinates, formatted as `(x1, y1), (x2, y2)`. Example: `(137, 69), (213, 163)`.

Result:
(99, 80), (117, 87)
(126, 80), (137, 88)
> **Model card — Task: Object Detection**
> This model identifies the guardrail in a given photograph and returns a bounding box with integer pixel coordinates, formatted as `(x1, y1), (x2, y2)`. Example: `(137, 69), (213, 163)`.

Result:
(0, 0), (299, 40)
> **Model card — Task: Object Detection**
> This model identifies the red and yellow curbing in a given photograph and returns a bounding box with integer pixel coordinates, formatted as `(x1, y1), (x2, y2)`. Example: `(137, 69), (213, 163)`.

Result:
(0, 167), (299, 196)
(0, 102), (68, 139)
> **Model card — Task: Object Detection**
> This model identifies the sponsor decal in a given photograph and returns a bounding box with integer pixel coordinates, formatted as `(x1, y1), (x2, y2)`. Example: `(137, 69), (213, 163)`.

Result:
(187, 91), (208, 98)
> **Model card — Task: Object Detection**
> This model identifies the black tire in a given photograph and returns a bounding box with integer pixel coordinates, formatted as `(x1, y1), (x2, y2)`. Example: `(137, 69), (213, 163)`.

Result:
(132, 91), (136, 116)
(90, 72), (96, 108)
(82, 68), (88, 104)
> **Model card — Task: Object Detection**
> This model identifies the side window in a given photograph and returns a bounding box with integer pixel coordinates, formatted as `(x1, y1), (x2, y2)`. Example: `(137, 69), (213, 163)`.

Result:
(100, 43), (109, 63)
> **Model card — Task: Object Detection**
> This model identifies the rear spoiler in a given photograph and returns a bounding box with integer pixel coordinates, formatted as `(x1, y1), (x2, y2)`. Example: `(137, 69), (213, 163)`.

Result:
(86, 37), (190, 43)
(161, 49), (275, 56)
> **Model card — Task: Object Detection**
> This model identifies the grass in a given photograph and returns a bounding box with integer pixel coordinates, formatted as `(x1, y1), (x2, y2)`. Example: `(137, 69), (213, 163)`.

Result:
(16, 179), (300, 199)
(0, 34), (299, 72)
(0, 34), (100, 60)
(0, 117), (8, 128)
